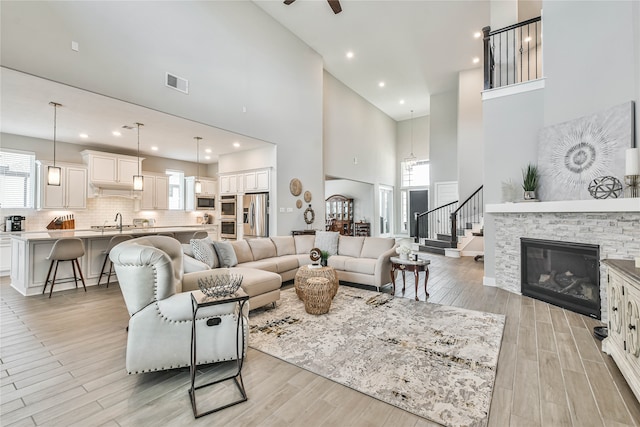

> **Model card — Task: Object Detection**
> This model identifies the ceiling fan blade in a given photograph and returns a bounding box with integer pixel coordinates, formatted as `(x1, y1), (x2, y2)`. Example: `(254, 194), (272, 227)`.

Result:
(283, 0), (296, 5)
(327, 0), (342, 14)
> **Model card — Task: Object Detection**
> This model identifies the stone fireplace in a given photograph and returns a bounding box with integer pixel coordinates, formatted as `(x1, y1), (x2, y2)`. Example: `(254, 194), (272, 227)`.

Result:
(486, 199), (640, 322)
(520, 238), (600, 319)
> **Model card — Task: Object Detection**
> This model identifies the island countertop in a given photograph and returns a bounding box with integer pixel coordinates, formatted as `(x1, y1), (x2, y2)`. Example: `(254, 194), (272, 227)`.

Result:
(7, 225), (216, 242)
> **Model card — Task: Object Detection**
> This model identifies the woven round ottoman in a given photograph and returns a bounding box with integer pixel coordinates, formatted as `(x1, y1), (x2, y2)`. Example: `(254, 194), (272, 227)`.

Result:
(294, 265), (339, 300)
(304, 277), (333, 315)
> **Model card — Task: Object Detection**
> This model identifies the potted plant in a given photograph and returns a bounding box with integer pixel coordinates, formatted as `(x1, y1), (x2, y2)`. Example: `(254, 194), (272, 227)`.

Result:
(396, 245), (411, 260)
(522, 163), (539, 200)
(320, 250), (330, 267)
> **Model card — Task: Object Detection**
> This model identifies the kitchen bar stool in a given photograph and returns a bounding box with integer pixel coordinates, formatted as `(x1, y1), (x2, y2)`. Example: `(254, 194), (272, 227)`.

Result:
(43, 238), (86, 298)
(97, 235), (132, 288)
(157, 232), (175, 238)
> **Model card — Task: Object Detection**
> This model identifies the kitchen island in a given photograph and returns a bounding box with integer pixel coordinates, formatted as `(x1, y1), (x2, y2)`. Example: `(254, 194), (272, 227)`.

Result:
(9, 225), (217, 296)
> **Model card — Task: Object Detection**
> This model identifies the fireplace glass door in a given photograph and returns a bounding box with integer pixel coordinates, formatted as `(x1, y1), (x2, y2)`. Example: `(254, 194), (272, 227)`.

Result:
(521, 238), (600, 319)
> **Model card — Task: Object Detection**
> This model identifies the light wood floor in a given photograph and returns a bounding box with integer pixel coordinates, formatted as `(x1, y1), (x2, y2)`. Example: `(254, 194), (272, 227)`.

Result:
(1, 255), (639, 426)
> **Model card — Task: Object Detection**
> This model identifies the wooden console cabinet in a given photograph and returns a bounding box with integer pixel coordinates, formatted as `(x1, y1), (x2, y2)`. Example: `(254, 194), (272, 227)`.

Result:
(325, 194), (353, 236)
(602, 259), (640, 403)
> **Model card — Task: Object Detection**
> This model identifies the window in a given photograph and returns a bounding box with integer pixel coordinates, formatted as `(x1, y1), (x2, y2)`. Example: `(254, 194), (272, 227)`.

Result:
(379, 186), (393, 236)
(0, 149), (35, 209)
(401, 159), (429, 187)
(166, 169), (184, 210)
(400, 190), (408, 233)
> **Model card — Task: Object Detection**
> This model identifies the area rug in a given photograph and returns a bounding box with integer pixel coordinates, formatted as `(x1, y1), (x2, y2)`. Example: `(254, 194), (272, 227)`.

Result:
(249, 287), (505, 427)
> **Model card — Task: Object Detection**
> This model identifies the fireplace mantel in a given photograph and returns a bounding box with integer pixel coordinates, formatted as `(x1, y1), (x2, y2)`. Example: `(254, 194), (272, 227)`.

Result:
(486, 198), (639, 214)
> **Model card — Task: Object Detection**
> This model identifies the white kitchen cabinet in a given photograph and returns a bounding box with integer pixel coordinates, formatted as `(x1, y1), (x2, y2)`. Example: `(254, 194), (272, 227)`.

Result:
(36, 161), (87, 210)
(140, 173), (169, 210)
(81, 150), (143, 189)
(602, 259), (640, 403)
(220, 174), (238, 195)
(244, 169), (269, 192)
(0, 237), (11, 277)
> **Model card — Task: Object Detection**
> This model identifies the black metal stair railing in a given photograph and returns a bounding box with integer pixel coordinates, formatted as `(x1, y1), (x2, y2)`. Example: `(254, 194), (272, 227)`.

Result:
(483, 16), (542, 90)
(415, 185), (484, 249)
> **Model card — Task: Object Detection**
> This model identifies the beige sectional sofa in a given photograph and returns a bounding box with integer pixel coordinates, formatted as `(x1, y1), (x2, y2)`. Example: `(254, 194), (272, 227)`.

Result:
(183, 233), (397, 310)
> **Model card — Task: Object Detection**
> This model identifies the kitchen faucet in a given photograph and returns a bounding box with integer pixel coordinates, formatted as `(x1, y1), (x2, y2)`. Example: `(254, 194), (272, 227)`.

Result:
(115, 212), (122, 233)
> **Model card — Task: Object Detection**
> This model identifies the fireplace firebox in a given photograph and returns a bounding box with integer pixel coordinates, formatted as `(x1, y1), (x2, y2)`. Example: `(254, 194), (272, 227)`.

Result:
(521, 238), (600, 319)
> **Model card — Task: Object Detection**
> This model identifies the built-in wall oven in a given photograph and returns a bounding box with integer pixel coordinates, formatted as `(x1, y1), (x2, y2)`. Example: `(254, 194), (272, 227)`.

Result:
(220, 219), (237, 240)
(220, 195), (237, 219)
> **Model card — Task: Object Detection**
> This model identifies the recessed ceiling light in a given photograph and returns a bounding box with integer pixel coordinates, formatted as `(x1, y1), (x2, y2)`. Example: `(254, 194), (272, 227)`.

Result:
(346, 51), (354, 59)
(472, 57), (480, 64)
(378, 81), (385, 88)
(151, 146), (158, 151)
(524, 36), (532, 43)
(79, 133), (88, 139)
(474, 31), (482, 39)
(112, 131), (121, 137)
(233, 142), (240, 148)
(399, 99), (405, 105)
(205, 148), (212, 153)
(204, 155), (211, 160)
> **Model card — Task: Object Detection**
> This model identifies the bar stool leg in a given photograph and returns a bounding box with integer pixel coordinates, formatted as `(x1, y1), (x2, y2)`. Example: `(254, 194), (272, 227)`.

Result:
(49, 261), (60, 298)
(71, 259), (79, 288)
(97, 253), (109, 286)
(106, 260), (114, 288)
(75, 259), (87, 292)
(43, 260), (55, 295)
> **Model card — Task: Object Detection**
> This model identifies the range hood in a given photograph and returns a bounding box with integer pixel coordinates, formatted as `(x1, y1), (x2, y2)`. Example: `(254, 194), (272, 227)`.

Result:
(81, 150), (144, 198)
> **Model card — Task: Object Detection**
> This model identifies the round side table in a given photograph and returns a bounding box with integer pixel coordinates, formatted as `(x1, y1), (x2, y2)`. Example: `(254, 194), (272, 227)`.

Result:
(304, 277), (333, 315)
(294, 265), (339, 300)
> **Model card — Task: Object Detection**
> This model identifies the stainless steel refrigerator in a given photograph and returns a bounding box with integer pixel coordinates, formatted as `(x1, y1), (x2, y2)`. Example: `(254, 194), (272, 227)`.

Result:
(243, 193), (269, 238)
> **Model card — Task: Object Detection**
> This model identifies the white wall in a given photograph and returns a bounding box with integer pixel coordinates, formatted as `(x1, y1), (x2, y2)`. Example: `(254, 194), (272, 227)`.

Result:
(323, 71), (396, 235)
(542, 1), (638, 127)
(457, 68), (484, 201)
(1, 1), (323, 236)
(428, 91), (458, 210)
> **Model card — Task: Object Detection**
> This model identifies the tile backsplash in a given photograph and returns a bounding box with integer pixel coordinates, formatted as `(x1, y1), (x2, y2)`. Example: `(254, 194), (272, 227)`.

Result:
(2, 197), (215, 232)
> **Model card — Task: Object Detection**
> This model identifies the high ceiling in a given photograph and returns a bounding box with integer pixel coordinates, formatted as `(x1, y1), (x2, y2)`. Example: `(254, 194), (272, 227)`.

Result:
(254, 0), (490, 121)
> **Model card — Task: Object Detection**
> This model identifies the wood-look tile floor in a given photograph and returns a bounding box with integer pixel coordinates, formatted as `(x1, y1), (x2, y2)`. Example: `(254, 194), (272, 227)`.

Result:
(1, 255), (639, 426)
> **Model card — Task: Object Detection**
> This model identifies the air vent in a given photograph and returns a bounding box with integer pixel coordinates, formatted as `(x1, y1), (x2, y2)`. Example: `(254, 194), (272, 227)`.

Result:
(121, 125), (134, 130)
(166, 72), (189, 94)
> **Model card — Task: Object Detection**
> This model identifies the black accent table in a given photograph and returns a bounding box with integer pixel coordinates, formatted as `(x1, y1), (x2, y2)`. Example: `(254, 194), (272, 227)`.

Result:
(189, 289), (249, 418)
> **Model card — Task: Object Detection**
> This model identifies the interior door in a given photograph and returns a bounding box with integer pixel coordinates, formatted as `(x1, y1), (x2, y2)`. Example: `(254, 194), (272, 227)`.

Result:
(409, 189), (428, 238)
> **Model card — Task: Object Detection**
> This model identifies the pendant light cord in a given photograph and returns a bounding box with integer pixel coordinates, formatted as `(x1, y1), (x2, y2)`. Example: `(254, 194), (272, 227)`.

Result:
(195, 137), (201, 180)
(49, 102), (61, 166)
(135, 123), (143, 175)
(410, 109), (414, 157)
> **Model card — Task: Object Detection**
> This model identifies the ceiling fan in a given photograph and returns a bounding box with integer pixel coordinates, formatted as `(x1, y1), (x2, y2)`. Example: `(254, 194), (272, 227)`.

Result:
(283, 0), (342, 14)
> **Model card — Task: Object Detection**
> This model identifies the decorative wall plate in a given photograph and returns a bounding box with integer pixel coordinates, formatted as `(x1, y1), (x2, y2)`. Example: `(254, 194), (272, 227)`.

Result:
(304, 190), (312, 203)
(309, 247), (322, 262)
(296, 199), (303, 209)
(289, 178), (302, 196)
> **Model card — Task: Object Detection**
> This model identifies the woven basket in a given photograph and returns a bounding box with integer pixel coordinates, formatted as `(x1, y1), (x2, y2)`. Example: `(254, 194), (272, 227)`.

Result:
(304, 277), (332, 315)
(294, 265), (339, 300)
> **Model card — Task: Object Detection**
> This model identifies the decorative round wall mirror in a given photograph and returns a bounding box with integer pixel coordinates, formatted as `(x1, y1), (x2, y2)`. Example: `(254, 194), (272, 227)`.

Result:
(304, 204), (315, 224)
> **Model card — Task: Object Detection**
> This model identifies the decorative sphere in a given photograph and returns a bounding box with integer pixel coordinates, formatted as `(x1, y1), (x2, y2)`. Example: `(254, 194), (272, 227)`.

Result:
(588, 176), (623, 199)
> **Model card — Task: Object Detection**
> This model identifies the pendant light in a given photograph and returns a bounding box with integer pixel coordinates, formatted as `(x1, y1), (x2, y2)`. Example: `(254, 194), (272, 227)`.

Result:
(404, 110), (417, 171)
(194, 137), (202, 194)
(47, 102), (62, 186)
(133, 123), (144, 191)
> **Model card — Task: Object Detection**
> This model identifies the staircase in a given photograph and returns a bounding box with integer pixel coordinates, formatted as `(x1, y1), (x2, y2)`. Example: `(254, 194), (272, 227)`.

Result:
(416, 186), (484, 258)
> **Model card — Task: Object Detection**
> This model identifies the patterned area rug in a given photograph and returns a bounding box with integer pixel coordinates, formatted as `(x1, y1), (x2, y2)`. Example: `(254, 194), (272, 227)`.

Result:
(249, 287), (505, 427)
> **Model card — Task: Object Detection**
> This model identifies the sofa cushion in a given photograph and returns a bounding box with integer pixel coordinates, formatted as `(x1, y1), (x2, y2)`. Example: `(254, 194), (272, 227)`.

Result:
(327, 255), (350, 271)
(182, 243), (194, 258)
(231, 267), (281, 298)
(271, 236), (296, 256)
(295, 254), (313, 266)
(274, 255), (299, 273)
(213, 241), (238, 268)
(230, 240), (253, 264)
(361, 237), (395, 259)
(247, 238), (277, 261)
(338, 236), (365, 258)
(344, 257), (376, 275)
(294, 235), (315, 255)
(190, 237), (219, 268)
(237, 260), (277, 273)
(315, 231), (339, 255)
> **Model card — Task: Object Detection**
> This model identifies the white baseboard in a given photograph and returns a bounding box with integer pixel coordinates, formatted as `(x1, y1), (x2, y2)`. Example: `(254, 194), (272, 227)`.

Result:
(444, 248), (461, 258)
(483, 276), (496, 287)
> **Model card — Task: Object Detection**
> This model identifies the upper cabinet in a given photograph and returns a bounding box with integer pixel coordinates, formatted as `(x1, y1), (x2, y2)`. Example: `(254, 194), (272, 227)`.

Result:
(35, 161), (87, 210)
(81, 150), (143, 191)
(220, 169), (269, 195)
(139, 173), (169, 210)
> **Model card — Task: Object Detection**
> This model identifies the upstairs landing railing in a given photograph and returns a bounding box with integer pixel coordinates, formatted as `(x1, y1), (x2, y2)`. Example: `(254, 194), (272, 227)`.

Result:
(483, 16), (542, 90)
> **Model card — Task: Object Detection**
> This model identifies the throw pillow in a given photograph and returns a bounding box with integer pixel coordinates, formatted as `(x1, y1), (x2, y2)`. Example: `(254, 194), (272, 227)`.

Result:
(213, 241), (238, 268)
(190, 237), (219, 268)
(314, 231), (339, 255)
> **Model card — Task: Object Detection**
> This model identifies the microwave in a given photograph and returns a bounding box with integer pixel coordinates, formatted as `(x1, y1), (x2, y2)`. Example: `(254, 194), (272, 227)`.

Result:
(220, 219), (237, 240)
(196, 196), (215, 210)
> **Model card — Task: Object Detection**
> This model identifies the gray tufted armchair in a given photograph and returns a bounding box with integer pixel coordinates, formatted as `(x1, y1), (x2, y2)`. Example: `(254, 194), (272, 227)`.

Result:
(109, 236), (247, 374)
